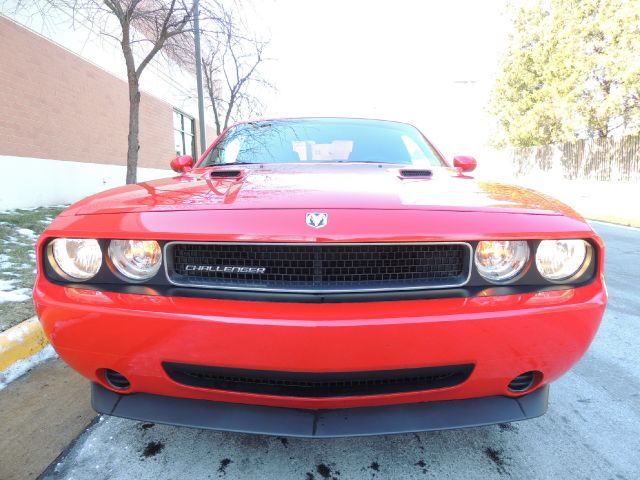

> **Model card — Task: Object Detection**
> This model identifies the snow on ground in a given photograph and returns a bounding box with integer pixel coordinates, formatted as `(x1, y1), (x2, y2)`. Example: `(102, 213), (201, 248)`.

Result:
(0, 279), (31, 303)
(0, 288), (32, 303)
(16, 228), (37, 239)
(0, 344), (58, 390)
(0, 279), (17, 290)
(0, 206), (66, 331)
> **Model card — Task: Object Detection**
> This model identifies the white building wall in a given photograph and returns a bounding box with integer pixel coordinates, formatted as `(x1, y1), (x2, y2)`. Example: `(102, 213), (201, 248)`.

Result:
(1, 2), (203, 121)
(0, 3), (211, 210)
(0, 156), (173, 210)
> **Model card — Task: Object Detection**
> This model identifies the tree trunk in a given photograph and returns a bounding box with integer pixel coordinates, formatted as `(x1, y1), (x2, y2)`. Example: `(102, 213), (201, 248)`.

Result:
(126, 81), (141, 184)
(121, 24), (140, 185)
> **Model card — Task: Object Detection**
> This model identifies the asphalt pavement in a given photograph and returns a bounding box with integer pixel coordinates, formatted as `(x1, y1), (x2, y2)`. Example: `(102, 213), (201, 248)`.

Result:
(28, 222), (640, 479)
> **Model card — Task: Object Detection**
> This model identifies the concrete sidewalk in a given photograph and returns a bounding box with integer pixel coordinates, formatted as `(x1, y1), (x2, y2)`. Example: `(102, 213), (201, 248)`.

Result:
(0, 358), (95, 480)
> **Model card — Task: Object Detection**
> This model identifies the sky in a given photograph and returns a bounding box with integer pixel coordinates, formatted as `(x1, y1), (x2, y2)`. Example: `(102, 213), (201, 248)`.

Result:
(248, 0), (512, 158)
(2, 0), (512, 160)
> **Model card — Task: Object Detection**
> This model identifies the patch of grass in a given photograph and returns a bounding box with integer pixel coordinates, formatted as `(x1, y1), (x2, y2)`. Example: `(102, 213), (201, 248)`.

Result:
(0, 206), (67, 331)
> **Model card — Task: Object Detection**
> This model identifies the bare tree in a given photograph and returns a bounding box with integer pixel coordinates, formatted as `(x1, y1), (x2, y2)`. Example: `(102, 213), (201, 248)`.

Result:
(24, 0), (225, 183)
(111, 0), (197, 184)
(199, 13), (272, 135)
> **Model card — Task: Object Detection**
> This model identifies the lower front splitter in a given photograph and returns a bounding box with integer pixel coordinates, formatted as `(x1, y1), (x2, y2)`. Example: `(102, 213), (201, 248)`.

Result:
(91, 383), (549, 438)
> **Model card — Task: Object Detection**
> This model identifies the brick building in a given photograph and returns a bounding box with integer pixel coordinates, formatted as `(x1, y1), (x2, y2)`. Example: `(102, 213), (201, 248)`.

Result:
(0, 11), (215, 209)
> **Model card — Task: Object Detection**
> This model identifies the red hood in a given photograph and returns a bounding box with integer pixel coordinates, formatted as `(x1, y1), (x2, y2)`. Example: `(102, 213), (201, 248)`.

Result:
(70, 164), (575, 217)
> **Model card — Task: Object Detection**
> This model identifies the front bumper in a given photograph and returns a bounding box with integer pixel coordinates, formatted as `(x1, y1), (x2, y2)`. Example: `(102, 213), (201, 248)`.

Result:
(92, 382), (549, 438)
(34, 275), (606, 411)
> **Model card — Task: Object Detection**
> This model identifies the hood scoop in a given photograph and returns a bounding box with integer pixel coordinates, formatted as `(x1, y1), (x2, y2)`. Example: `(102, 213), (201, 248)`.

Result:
(209, 170), (243, 178)
(399, 169), (433, 178)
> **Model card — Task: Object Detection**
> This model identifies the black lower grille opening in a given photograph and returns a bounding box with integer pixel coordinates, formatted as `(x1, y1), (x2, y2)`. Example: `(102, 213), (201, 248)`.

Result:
(163, 363), (474, 397)
(167, 242), (470, 293)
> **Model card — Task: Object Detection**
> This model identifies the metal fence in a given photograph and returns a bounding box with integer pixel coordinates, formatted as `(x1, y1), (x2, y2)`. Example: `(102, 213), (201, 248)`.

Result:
(510, 135), (640, 182)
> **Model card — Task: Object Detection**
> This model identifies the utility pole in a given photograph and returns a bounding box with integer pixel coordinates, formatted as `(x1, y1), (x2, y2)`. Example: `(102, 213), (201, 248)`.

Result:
(194, 0), (207, 156)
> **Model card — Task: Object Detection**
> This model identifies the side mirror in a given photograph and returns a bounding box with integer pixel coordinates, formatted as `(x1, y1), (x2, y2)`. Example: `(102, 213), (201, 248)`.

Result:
(453, 155), (477, 173)
(170, 155), (194, 173)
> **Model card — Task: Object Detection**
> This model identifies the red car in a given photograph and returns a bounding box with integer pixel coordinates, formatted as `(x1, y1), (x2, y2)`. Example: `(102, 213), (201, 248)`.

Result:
(34, 118), (607, 437)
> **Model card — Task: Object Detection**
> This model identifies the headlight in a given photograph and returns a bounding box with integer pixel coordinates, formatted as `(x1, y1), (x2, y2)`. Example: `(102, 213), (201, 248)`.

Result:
(51, 238), (102, 280)
(108, 240), (162, 281)
(474, 240), (530, 283)
(535, 239), (589, 281)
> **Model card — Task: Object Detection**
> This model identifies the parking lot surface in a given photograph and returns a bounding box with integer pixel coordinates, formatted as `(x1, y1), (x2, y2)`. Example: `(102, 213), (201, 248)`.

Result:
(43, 222), (640, 479)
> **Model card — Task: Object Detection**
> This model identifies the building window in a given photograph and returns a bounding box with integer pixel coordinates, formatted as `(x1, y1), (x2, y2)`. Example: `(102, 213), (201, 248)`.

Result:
(173, 110), (196, 157)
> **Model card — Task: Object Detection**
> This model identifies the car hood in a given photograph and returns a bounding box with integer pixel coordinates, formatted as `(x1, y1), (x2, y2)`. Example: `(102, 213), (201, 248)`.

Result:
(72, 164), (574, 217)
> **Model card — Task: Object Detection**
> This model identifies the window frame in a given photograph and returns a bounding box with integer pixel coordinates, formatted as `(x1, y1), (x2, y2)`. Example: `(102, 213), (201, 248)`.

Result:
(173, 110), (196, 158)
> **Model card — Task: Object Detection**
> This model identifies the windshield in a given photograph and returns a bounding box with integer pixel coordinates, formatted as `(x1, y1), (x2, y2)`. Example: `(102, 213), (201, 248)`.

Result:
(201, 119), (445, 167)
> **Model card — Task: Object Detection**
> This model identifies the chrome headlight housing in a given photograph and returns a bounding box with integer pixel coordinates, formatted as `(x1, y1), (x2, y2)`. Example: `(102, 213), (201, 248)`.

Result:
(50, 238), (102, 281)
(474, 240), (530, 283)
(108, 240), (162, 281)
(535, 239), (590, 281)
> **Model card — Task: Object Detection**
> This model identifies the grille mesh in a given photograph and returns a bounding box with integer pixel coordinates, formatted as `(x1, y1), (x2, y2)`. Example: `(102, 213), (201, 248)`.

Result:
(167, 243), (469, 292)
(163, 362), (475, 397)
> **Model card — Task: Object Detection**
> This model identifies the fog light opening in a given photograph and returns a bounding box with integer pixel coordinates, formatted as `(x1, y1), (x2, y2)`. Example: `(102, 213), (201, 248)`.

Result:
(508, 371), (541, 393)
(104, 369), (131, 390)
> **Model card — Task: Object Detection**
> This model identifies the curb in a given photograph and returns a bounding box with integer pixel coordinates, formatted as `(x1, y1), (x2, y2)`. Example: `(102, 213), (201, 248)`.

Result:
(0, 317), (48, 372)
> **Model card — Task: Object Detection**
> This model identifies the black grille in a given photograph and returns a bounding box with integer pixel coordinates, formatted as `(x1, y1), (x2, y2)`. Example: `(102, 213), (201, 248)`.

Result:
(163, 363), (474, 397)
(167, 243), (470, 292)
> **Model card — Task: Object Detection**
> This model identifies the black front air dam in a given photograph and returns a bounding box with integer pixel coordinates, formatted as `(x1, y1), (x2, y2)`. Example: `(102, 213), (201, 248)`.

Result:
(91, 383), (549, 438)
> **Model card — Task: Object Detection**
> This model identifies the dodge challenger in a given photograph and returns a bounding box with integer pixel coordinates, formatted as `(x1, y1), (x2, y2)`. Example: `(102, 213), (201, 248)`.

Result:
(33, 118), (607, 437)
